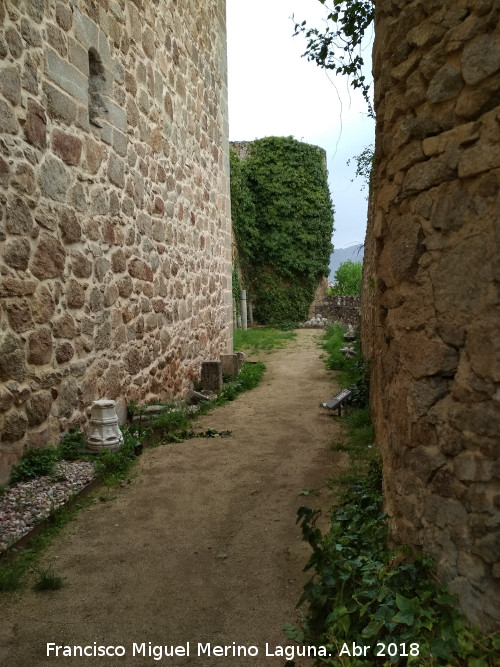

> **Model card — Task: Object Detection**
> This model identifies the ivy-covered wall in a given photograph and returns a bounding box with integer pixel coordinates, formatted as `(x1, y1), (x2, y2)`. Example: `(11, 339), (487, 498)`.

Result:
(230, 137), (334, 324)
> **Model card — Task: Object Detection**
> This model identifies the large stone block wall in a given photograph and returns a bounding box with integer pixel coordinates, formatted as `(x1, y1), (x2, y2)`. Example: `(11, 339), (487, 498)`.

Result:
(0, 0), (232, 481)
(363, 0), (500, 630)
(307, 276), (328, 319)
(314, 295), (361, 328)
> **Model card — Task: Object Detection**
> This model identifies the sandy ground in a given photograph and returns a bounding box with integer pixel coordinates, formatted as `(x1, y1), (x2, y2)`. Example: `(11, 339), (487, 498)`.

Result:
(0, 329), (347, 667)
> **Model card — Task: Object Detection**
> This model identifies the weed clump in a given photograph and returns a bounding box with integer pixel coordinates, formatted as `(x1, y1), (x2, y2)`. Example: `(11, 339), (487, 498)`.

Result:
(93, 426), (140, 485)
(0, 562), (23, 591)
(34, 567), (64, 591)
(57, 429), (86, 461)
(286, 323), (500, 665)
(9, 445), (59, 485)
(287, 466), (500, 665)
(8, 429), (87, 487)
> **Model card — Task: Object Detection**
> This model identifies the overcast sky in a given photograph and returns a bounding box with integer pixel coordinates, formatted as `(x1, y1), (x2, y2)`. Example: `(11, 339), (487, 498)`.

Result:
(226, 0), (375, 250)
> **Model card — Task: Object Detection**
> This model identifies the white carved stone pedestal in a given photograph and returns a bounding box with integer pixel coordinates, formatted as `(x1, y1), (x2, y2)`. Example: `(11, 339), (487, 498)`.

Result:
(86, 399), (124, 453)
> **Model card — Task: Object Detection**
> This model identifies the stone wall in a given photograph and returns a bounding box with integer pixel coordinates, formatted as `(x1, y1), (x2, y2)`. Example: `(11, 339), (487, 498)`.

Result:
(314, 295), (361, 328)
(229, 140), (251, 161)
(0, 0), (232, 481)
(363, 0), (500, 630)
(307, 276), (329, 319)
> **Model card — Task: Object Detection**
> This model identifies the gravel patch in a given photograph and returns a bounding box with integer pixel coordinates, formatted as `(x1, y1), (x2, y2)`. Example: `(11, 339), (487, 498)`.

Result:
(0, 461), (96, 554)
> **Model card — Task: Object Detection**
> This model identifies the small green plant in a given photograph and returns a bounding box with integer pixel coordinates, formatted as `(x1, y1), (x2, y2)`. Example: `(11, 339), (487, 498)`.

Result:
(0, 561), (23, 591)
(151, 401), (192, 435)
(287, 465), (499, 665)
(57, 428), (86, 461)
(232, 361), (265, 392)
(219, 383), (239, 401)
(126, 400), (153, 439)
(93, 426), (139, 485)
(211, 362), (266, 408)
(9, 444), (59, 485)
(34, 566), (64, 591)
(348, 359), (370, 408)
(322, 323), (361, 382)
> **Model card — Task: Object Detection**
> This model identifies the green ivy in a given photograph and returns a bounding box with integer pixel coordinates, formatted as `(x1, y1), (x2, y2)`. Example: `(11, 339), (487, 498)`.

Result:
(230, 147), (258, 262)
(230, 137), (334, 324)
(285, 324), (499, 665)
(287, 469), (500, 666)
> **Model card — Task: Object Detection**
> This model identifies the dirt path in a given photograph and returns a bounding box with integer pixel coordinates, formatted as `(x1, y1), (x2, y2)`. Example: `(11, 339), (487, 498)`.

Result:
(1, 329), (346, 667)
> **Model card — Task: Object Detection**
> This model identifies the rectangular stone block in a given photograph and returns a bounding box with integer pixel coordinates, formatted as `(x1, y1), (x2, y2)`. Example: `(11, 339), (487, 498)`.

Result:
(104, 98), (128, 132)
(109, 1), (125, 24)
(113, 129), (128, 156)
(74, 8), (99, 50)
(68, 37), (89, 76)
(220, 354), (238, 378)
(235, 351), (245, 369)
(201, 361), (222, 391)
(45, 48), (88, 105)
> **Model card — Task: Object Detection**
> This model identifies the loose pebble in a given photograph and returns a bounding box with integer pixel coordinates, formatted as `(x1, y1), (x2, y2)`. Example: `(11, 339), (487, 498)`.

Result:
(0, 461), (95, 553)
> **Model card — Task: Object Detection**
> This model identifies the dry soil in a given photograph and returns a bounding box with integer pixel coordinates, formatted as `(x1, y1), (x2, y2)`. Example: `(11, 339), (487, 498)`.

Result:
(0, 329), (346, 667)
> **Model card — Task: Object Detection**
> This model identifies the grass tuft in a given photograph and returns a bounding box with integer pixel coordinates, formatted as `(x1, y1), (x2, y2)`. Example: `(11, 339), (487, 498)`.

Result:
(0, 562), (23, 591)
(34, 567), (64, 591)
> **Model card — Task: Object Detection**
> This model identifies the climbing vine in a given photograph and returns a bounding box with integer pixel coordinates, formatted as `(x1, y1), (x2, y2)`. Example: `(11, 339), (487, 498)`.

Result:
(230, 137), (334, 324)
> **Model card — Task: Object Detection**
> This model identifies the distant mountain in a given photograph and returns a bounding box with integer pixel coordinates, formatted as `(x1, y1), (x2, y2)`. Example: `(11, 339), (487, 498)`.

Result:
(328, 244), (364, 282)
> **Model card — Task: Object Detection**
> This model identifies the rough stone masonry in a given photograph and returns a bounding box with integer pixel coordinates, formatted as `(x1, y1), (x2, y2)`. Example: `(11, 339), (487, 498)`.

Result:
(362, 0), (500, 631)
(0, 0), (233, 481)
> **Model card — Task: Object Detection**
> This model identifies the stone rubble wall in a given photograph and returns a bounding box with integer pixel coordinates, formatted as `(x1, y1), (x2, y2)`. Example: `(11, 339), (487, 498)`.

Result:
(0, 0), (232, 482)
(307, 276), (329, 319)
(229, 140), (252, 162)
(314, 295), (361, 328)
(363, 0), (500, 630)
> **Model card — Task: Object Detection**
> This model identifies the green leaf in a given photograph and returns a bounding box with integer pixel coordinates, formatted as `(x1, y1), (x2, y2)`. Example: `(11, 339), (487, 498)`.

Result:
(467, 659), (489, 667)
(393, 609), (414, 626)
(376, 584), (389, 601)
(395, 593), (413, 612)
(361, 618), (384, 639)
(429, 638), (452, 660)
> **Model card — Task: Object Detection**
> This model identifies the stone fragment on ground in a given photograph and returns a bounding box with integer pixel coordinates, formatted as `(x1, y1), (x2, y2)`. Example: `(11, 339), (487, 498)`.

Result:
(344, 324), (357, 341)
(300, 313), (329, 328)
(185, 390), (211, 405)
